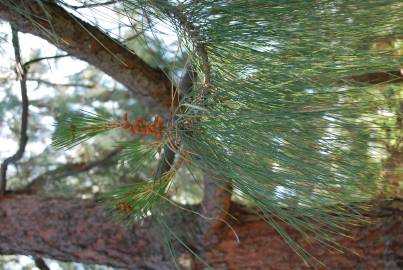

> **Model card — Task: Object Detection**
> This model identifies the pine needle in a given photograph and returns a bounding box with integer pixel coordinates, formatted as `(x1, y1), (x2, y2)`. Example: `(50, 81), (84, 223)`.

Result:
(52, 110), (119, 150)
(101, 172), (174, 221)
(48, 0), (402, 266)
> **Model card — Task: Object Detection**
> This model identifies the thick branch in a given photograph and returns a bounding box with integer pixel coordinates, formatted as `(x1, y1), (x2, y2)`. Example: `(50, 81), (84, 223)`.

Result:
(0, 25), (29, 195)
(0, 195), (402, 269)
(0, 195), (174, 270)
(0, 0), (174, 114)
(198, 200), (403, 270)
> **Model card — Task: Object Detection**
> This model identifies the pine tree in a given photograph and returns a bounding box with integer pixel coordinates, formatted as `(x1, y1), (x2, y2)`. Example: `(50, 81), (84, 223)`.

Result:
(0, 0), (402, 269)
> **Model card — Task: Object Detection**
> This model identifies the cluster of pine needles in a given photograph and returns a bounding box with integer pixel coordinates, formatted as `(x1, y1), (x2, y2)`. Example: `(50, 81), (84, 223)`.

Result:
(48, 0), (403, 267)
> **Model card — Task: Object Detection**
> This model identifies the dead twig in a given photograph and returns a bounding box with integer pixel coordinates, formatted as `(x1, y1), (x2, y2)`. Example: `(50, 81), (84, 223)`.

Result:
(0, 24), (29, 195)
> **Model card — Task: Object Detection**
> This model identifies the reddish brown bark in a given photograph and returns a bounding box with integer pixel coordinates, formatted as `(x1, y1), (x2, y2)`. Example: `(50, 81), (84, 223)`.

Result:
(0, 195), (402, 270)
(201, 201), (403, 270)
(0, 0), (174, 114)
(0, 195), (174, 270)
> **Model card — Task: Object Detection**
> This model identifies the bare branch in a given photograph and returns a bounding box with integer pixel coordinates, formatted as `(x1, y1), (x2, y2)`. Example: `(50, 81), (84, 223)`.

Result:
(20, 149), (120, 194)
(23, 53), (70, 69)
(26, 78), (96, 89)
(0, 25), (29, 195)
(199, 175), (232, 236)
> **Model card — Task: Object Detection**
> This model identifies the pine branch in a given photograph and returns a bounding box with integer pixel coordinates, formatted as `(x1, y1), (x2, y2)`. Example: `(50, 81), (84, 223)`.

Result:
(52, 110), (124, 150)
(173, 10), (233, 235)
(179, 61), (234, 239)
(0, 25), (29, 195)
(100, 62), (194, 221)
(158, 0), (402, 263)
(2, 0), (400, 266)
(102, 144), (176, 221)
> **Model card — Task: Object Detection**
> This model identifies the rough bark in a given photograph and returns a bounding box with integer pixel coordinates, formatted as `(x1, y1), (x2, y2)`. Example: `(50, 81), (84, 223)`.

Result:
(0, 0), (174, 114)
(199, 201), (403, 270)
(197, 175), (232, 248)
(0, 195), (402, 270)
(0, 195), (174, 270)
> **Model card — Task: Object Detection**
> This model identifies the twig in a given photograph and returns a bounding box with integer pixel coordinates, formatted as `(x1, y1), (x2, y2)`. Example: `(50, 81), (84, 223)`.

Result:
(23, 53), (70, 69)
(21, 149), (120, 194)
(58, 0), (118, 10)
(0, 25), (29, 195)
(27, 78), (95, 88)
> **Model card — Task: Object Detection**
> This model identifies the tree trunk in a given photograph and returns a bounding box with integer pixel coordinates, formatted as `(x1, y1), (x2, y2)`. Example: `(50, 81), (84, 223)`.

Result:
(1, 195), (402, 270)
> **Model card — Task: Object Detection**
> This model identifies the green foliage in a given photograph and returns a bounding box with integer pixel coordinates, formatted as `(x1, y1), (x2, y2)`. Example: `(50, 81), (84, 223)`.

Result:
(117, 140), (160, 171)
(51, 108), (175, 220)
(47, 0), (403, 266)
(52, 110), (118, 150)
(128, 0), (402, 263)
(102, 172), (174, 221)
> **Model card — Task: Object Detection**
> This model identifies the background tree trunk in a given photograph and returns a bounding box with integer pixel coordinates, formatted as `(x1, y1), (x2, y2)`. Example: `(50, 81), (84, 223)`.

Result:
(0, 195), (402, 270)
